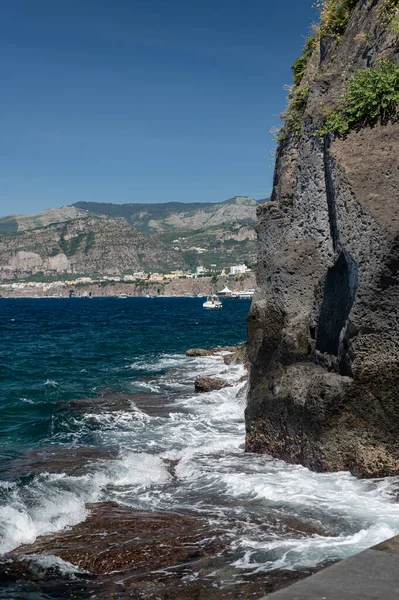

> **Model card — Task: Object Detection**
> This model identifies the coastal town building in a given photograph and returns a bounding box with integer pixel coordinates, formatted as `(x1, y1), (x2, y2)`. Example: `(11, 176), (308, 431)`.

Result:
(195, 266), (205, 277)
(149, 273), (164, 282)
(229, 264), (251, 276)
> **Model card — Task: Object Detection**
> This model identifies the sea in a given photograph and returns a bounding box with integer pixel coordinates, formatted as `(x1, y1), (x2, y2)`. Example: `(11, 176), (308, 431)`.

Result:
(1, 297), (399, 599)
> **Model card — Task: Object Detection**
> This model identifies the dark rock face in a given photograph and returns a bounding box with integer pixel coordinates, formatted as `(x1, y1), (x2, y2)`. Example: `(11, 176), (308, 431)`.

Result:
(246, 1), (399, 477)
(194, 377), (232, 393)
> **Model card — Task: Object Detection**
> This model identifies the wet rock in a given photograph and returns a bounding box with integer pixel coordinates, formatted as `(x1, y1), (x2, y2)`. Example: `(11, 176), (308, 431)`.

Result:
(210, 345), (242, 355)
(163, 458), (180, 479)
(194, 377), (233, 393)
(68, 391), (171, 416)
(236, 381), (248, 400)
(223, 345), (247, 366)
(0, 445), (119, 479)
(7, 501), (329, 600)
(129, 393), (177, 417)
(14, 502), (225, 577)
(186, 346), (242, 358)
(186, 348), (211, 357)
(0, 554), (90, 583)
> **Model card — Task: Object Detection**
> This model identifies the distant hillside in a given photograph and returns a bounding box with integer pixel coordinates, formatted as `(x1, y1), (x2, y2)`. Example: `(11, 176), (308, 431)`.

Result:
(73, 196), (259, 233)
(0, 217), (185, 279)
(0, 196), (268, 279)
(0, 206), (87, 234)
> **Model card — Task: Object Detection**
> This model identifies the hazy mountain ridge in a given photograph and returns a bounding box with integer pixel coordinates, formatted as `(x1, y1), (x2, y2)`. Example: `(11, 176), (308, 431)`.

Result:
(0, 196), (266, 279)
(74, 196), (260, 233)
(0, 217), (184, 279)
(0, 206), (87, 234)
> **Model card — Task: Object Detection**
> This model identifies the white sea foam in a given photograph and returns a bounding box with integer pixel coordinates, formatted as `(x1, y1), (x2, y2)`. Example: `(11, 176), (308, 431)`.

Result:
(1, 351), (399, 574)
(43, 379), (58, 387)
(20, 554), (90, 577)
(0, 488), (88, 553)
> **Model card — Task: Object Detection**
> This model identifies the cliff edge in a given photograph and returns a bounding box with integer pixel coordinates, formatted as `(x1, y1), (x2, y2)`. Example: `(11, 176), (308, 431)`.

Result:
(246, 0), (399, 477)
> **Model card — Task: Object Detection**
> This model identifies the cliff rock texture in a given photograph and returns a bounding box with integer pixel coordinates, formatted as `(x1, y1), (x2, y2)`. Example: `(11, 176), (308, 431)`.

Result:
(246, 0), (399, 477)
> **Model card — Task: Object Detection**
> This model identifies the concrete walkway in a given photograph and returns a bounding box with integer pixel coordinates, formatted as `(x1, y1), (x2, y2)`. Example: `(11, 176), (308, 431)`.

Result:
(263, 536), (399, 599)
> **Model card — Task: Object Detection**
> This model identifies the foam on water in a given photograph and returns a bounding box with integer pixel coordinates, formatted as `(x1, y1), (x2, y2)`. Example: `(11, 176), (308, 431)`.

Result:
(1, 347), (399, 574)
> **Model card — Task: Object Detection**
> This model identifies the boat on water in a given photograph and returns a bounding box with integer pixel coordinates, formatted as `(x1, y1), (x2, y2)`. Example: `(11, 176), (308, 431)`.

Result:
(117, 293), (129, 299)
(238, 289), (255, 299)
(203, 295), (222, 309)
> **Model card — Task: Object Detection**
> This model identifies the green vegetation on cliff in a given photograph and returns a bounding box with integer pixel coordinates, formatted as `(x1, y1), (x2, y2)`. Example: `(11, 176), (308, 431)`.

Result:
(291, 36), (317, 86)
(281, 0), (361, 141)
(281, 0), (399, 143)
(317, 59), (399, 136)
(319, 0), (359, 38)
(278, 86), (310, 141)
(379, 0), (399, 32)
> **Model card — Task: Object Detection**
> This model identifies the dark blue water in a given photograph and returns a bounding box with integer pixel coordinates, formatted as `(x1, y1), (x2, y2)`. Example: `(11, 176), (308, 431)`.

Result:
(0, 297), (248, 459)
(1, 297), (399, 600)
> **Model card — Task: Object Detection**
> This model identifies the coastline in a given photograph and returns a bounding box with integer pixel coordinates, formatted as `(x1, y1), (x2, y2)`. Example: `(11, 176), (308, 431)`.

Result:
(0, 273), (255, 299)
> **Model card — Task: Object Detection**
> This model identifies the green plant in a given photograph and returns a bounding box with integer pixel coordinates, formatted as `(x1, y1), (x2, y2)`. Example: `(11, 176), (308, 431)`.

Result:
(319, 0), (359, 38)
(278, 86), (310, 141)
(316, 58), (399, 136)
(378, 0), (399, 33)
(292, 36), (317, 86)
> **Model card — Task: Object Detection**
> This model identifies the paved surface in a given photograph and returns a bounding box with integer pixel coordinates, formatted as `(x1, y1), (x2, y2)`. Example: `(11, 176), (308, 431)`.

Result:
(263, 536), (399, 599)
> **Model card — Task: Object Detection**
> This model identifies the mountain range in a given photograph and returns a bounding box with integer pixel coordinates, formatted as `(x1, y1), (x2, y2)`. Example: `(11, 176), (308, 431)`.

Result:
(0, 196), (266, 280)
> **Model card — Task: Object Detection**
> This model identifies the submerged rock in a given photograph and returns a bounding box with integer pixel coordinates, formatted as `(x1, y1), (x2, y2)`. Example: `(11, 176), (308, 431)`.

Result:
(245, 1), (399, 477)
(68, 391), (171, 416)
(194, 377), (233, 393)
(0, 445), (119, 479)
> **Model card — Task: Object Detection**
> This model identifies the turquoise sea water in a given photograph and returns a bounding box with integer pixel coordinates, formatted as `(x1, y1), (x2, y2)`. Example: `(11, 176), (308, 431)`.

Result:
(1, 297), (399, 599)
(0, 297), (248, 459)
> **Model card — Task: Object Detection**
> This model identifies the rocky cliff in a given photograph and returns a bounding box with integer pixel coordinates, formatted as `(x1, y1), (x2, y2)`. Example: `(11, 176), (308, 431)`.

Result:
(246, 0), (399, 477)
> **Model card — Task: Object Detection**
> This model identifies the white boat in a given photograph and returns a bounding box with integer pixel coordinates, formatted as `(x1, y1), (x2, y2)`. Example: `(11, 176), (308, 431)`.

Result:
(203, 295), (222, 309)
(238, 289), (255, 299)
(117, 293), (129, 299)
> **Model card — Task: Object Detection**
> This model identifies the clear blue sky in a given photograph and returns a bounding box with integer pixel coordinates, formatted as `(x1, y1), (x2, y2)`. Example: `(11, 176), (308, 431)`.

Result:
(1, 0), (317, 216)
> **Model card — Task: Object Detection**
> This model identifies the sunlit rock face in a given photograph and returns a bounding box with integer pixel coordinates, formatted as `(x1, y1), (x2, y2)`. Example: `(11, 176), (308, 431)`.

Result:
(246, 1), (399, 478)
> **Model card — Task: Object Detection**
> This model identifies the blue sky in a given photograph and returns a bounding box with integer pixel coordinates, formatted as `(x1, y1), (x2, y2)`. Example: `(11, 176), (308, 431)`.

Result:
(1, 0), (317, 216)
